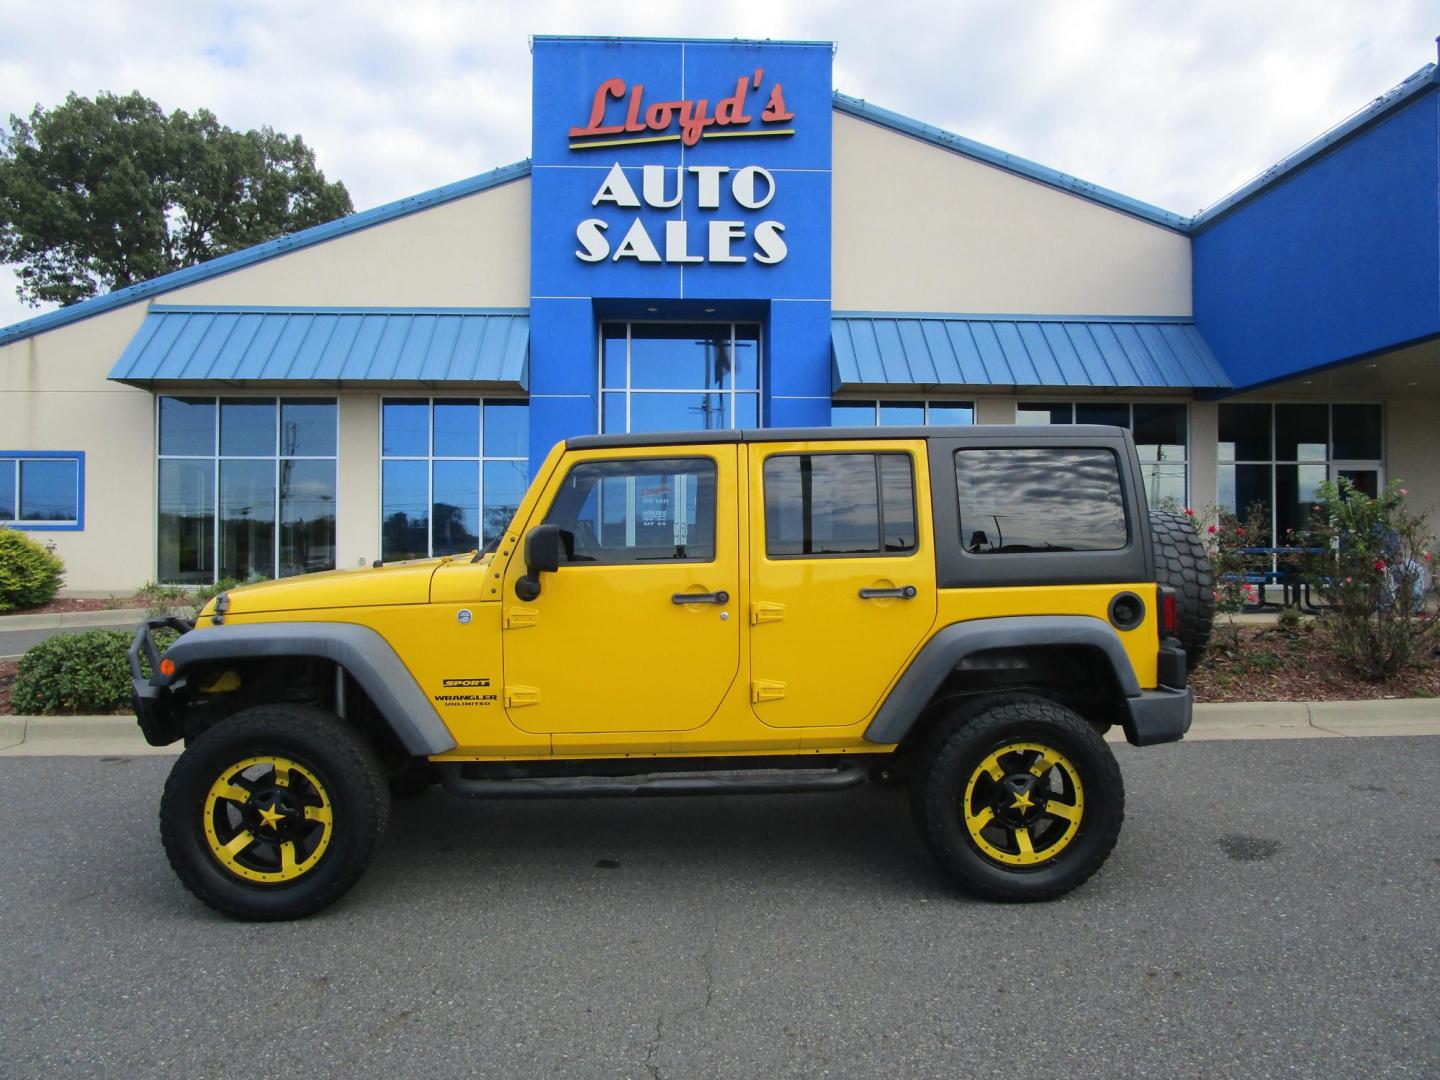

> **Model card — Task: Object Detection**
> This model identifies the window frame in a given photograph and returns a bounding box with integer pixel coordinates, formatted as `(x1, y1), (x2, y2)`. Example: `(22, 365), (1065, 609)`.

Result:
(154, 394), (338, 584)
(542, 454), (720, 566)
(829, 399), (977, 427)
(598, 321), (763, 434)
(762, 449), (921, 561)
(0, 451), (85, 531)
(378, 395), (530, 561)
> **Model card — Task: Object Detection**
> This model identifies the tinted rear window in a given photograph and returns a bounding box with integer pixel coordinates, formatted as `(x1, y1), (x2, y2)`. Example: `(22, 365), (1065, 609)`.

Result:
(954, 448), (1127, 554)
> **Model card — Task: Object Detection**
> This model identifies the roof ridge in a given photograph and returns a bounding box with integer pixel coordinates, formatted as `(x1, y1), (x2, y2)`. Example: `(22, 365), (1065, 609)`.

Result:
(0, 160), (531, 348)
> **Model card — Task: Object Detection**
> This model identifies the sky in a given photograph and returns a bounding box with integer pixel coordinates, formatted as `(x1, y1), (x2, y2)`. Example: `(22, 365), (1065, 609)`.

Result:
(0, 0), (1434, 329)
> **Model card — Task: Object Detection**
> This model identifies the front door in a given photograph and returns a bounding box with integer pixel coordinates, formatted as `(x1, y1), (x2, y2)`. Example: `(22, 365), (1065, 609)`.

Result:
(747, 440), (937, 728)
(501, 448), (740, 734)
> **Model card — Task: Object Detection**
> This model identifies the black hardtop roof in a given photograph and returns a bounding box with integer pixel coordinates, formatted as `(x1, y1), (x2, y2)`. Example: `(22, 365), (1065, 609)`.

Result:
(566, 424), (1131, 450)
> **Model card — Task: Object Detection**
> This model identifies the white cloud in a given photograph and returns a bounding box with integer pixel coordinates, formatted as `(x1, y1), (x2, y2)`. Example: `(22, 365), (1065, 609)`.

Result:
(0, 0), (1434, 328)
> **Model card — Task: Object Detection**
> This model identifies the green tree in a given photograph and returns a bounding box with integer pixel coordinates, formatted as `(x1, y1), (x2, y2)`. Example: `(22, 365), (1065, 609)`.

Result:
(0, 91), (352, 306)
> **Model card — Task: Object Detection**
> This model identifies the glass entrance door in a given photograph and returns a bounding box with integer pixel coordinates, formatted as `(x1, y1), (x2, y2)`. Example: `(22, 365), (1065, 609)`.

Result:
(600, 322), (761, 433)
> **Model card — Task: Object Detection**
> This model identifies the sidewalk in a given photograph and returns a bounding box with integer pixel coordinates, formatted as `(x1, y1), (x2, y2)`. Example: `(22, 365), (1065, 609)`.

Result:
(0, 606), (149, 630)
(3, 699), (1439, 756)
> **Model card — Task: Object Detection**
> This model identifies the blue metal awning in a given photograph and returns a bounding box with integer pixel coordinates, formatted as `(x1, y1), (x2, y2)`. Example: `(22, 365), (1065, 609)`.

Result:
(832, 314), (1232, 391)
(108, 306), (529, 387)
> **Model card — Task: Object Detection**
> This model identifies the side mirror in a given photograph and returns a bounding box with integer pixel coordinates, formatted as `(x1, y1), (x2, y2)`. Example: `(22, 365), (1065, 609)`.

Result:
(515, 524), (565, 601)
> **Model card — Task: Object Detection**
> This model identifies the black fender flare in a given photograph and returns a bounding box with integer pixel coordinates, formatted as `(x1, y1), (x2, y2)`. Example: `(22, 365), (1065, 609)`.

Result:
(864, 616), (1142, 745)
(160, 622), (457, 756)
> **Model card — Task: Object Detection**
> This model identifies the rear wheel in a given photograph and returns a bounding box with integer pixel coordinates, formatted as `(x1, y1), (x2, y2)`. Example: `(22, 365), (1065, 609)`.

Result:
(160, 704), (390, 921)
(911, 694), (1123, 901)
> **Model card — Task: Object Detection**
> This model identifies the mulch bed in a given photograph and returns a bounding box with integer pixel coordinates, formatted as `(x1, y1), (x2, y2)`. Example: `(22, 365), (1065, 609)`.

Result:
(0, 659), (16, 715)
(1190, 622), (1440, 703)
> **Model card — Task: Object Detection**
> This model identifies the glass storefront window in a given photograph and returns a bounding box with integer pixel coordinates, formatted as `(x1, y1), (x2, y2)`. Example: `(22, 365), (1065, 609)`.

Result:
(380, 398), (529, 561)
(1216, 403), (1383, 544)
(831, 400), (975, 427)
(156, 396), (336, 584)
(601, 323), (760, 432)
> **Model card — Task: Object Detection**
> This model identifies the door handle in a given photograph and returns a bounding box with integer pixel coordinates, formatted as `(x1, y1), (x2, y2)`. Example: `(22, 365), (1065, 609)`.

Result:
(672, 591), (730, 605)
(859, 586), (917, 600)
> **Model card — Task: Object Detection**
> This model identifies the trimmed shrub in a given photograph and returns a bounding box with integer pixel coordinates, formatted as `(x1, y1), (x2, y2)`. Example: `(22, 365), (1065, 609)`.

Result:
(0, 530), (66, 612)
(11, 629), (132, 715)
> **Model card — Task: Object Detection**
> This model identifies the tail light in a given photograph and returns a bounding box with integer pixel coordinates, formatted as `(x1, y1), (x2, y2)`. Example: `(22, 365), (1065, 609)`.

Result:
(1159, 586), (1179, 637)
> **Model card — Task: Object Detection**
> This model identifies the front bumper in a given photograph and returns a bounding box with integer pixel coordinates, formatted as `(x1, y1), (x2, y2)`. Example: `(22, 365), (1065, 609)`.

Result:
(1122, 686), (1193, 746)
(128, 617), (194, 746)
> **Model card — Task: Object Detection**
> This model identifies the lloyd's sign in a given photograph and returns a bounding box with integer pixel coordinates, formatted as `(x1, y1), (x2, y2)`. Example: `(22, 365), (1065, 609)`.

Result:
(568, 68), (793, 267)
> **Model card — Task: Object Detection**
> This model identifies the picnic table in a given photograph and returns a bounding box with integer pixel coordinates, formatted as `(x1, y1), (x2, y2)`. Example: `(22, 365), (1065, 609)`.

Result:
(1233, 547), (1326, 611)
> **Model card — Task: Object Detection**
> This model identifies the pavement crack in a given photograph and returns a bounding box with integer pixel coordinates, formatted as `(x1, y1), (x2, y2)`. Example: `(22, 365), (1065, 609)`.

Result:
(643, 1013), (663, 1080)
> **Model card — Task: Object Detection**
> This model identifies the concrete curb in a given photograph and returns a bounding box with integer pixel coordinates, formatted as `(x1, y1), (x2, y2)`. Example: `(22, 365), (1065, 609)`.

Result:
(1, 698), (1438, 757)
(0, 607), (150, 631)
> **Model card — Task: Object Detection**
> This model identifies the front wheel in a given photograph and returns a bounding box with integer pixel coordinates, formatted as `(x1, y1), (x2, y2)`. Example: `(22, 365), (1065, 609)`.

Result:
(159, 704), (391, 921)
(911, 694), (1123, 901)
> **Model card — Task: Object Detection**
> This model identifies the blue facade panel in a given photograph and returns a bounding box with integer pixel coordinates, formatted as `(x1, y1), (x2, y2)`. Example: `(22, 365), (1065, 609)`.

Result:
(1194, 89), (1440, 390)
(527, 36), (834, 468)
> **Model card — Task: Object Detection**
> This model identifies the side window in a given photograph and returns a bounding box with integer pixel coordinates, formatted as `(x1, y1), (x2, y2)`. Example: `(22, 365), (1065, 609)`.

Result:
(544, 457), (716, 564)
(764, 452), (917, 557)
(954, 448), (1127, 554)
(0, 454), (83, 529)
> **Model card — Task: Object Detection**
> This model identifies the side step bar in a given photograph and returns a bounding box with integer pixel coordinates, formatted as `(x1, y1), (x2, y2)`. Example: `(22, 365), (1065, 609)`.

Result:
(439, 764), (868, 800)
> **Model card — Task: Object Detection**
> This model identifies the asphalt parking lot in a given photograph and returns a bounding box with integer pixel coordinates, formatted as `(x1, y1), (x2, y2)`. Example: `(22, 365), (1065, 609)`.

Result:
(0, 737), (1436, 1079)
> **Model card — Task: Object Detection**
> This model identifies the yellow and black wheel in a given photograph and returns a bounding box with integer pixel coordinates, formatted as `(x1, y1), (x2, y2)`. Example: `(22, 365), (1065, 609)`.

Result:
(911, 694), (1123, 901)
(160, 704), (390, 921)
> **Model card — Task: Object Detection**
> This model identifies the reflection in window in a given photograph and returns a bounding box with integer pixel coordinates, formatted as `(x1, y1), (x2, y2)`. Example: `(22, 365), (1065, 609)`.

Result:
(764, 453), (917, 557)
(1018, 401), (1187, 506)
(956, 448), (1127, 553)
(381, 398), (529, 561)
(157, 396), (336, 583)
(601, 323), (760, 433)
(544, 458), (716, 564)
(831, 400), (975, 427)
(0, 456), (82, 526)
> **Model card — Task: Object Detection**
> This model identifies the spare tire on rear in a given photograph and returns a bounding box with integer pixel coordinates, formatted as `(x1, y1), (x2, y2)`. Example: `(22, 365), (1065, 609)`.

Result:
(1149, 509), (1214, 668)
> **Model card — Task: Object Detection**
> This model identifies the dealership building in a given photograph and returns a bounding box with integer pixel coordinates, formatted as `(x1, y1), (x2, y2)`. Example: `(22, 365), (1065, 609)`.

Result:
(1, 36), (1437, 592)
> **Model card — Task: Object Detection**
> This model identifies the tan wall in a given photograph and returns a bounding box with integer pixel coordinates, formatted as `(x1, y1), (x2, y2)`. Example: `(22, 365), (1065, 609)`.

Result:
(0, 307), (156, 591)
(1386, 398), (1440, 525)
(831, 112), (1192, 316)
(166, 178), (531, 308)
(0, 177), (532, 591)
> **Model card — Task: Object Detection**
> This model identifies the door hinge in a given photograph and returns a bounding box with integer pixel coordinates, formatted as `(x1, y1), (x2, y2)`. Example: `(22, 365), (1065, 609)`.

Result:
(751, 679), (787, 704)
(750, 601), (785, 625)
(505, 684), (541, 708)
(503, 608), (539, 629)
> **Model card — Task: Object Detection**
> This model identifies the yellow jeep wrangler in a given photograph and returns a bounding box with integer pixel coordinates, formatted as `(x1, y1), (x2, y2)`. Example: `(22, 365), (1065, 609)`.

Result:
(131, 425), (1212, 920)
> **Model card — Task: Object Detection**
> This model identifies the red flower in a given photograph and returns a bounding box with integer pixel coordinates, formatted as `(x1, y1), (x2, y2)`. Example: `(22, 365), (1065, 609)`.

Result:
(1207, 525), (1217, 534)
(1374, 560), (1387, 572)
(1236, 527), (1246, 536)
(1183, 507), (1196, 517)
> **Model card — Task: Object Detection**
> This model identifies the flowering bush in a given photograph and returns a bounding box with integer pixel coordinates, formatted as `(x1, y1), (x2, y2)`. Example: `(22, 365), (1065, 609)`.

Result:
(1195, 502), (1269, 649)
(1298, 479), (1439, 680)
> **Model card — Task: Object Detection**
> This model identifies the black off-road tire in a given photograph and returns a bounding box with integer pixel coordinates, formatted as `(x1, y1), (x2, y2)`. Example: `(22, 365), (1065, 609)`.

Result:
(1150, 508), (1214, 668)
(911, 694), (1124, 902)
(160, 704), (390, 921)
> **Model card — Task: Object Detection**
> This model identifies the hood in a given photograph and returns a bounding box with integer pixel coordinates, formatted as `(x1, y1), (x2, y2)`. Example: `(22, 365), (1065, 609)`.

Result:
(208, 557), (450, 617)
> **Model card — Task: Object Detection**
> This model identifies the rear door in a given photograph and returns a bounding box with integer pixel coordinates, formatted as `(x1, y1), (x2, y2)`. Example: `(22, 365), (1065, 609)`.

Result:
(747, 440), (937, 728)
